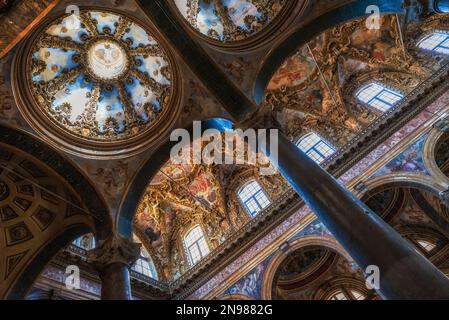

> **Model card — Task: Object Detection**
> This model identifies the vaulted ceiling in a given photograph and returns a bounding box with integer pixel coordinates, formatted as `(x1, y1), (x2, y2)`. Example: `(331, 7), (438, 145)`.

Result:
(132, 11), (449, 284)
(0, 0), (448, 298)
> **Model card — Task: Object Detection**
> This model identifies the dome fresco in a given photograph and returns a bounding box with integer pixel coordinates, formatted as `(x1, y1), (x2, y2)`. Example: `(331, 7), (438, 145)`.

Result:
(29, 10), (173, 141)
(174, 0), (287, 42)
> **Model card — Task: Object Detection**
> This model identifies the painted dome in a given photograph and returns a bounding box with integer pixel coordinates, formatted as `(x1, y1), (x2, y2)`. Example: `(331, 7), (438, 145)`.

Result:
(174, 0), (287, 42)
(28, 10), (173, 141)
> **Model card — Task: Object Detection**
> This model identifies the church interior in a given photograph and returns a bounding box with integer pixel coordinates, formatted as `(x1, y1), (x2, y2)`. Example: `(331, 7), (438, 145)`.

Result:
(2, 0), (449, 300)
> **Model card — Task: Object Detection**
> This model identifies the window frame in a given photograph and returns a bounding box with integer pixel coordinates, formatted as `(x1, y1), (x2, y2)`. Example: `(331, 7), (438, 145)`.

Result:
(237, 180), (271, 217)
(132, 254), (158, 280)
(328, 288), (366, 301)
(416, 239), (437, 254)
(355, 82), (404, 113)
(72, 233), (96, 250)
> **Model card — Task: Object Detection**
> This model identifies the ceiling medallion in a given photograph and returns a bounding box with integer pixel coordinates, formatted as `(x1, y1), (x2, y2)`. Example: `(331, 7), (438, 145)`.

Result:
(13, 9), (181, 158)
(0, 180), (10, 201)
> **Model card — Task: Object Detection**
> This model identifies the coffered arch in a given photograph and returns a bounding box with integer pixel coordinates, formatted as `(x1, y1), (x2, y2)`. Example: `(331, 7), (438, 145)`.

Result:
(0, 130), (111, 299)
(0, 124), (112, 238)
(261, 236), (351, 300)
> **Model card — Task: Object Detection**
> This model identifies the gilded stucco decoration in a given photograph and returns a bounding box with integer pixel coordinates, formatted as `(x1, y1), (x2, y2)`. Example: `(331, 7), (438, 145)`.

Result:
(364, 186), (449, 269)
(29, 10), (172, 140)
(272, 246), (372, 300)
(265, 15), (447, 148)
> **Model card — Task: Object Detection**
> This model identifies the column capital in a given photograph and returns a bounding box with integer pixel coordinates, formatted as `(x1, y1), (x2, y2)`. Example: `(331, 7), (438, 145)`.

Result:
(87, 234), (141, 271)
(236, 105), (282, 131)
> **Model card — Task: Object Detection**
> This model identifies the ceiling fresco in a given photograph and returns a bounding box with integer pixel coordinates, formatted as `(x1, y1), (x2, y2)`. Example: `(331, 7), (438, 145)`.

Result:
(28, 10), (173, 141)
(1, 0), (449, 300)
(436, 133), (449, 176)
(265, 14), (447, 147)
(275, 246), (334, 287)
(133, 135), (290, 282)
(173, 0), (289, 42)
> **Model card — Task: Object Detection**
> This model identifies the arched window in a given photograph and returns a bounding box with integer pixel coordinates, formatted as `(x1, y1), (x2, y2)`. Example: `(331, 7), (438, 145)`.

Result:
(356, 83), (403, 112)
(132, 246), (158, 280)
(296, 132), (336, 164)
(184, 226), (210, 266)
(329, 289), (366, 300)
(238, 180), (271, 217)
(418, 32), (449, 54)
(72, 233), (96, 250)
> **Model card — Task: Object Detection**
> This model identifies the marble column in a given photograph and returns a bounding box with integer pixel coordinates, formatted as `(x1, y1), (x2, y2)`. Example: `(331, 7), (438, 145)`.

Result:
(238, 107), (449, 300)
(88, 234), (141, 300)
